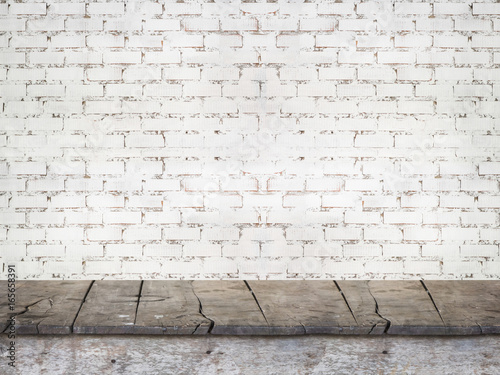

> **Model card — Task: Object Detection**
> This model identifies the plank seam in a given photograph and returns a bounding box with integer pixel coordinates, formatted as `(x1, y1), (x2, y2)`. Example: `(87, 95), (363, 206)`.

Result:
(71, 280), (94, 334)
(133, 280), (144, 326)
(333, 280), (359, 326)
(243, 281), (270, 327)
(420, 280), (446, 329)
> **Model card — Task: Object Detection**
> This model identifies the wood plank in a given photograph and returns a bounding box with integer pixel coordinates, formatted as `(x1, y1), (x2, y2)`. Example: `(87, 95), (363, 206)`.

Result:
(134, 281), (212, 335)
(73, 280), (141, 334)
(0, 281), (91, 334)
(0, 280), (27, 333)
(361, 281), (446, 335)
(247, 280), (360, 334)
(425, 281), (500, 335)
(336, 281), (389, 334)
(191, 280), (268, 335)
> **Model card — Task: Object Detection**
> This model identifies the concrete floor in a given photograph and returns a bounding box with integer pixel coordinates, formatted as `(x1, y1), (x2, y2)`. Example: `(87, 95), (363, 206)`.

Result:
(1, 335), (499, 375)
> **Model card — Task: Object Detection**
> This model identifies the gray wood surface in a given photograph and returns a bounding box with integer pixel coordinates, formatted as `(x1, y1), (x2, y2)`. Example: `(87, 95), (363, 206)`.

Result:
(425, 281), (500, 334)
(1, 281), (90, 334)
(134, 281), (212, 334)
(2, 280), (499, 336)
(73, 280), (141, 334)
(191, 280), (269, 335)
(247, 280), (360, 334)
(5, 335), (500, 375)
(362, 281), (446, 335)
(1, 280), (26, 333)
(336, 281), (389, 334)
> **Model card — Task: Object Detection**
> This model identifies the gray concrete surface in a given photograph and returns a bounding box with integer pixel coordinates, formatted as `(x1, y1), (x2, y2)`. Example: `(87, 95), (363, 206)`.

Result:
(1, 335), (499, 375)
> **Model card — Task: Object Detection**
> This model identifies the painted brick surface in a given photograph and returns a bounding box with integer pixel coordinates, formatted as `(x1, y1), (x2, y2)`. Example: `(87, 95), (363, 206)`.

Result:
(0, 0), (499, 280)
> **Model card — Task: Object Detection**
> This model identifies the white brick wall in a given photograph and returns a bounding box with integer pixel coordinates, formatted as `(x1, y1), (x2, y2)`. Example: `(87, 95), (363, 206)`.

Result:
(0, 0), (499, 280)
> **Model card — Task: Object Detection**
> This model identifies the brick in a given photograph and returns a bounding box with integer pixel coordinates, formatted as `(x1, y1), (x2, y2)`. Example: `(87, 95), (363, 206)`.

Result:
(344, 244), (382, 257)
(27, 245), (65, 257)
(122, 262), (161, 274)
(318, 3), (354, 15)
(434, 4), (470, 15)
(65, 212), (102, 225)
(46, 228), (84, 242)
(456, 19), (492, 31)
(377, 18), (414, 31)
(10, 3), (46, 15)
(221, 18), (258, 31)
(11, 35), (48, 48)
(417, 18), (454, 31)
(49, 3), (85, 15)
(395, 3), (432, 14)
(0, 18), (26, 31)
(403, 227), (440, 242)
(378, 52), (415, 64)
(144, 19), (181, 31)
(87, 3), (124, 15)
(144, 211), (181, 224)
(383, 244), (420, 257)
(345, 211), (380, 224)
(65, 18), (103, 31)
(123, 227), (161, 242)
(404, 261), (440, 274)
(0, 52), (26, 65)
(461, 212), (497, 226)
(359, 67), (396, 81)
(473, 3), (500, 15)
(355, 134), (393, 148)
(461, 179), (497, 191)
(397, 67), (432, 81)
(442, 228), (479, 242)
(338, 51), (374, 64)
(395, 34), (432, 48)
(163, 228), (200, 241)
(478, 196), (500, 208)
(338, 19), (375, 32)
(440, 194), (474, 209)
(261, 18), (298, 31)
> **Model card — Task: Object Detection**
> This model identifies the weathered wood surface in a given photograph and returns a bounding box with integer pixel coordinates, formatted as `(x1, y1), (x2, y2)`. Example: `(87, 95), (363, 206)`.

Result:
(2, 280), (500, 336)
(358, 281), (446, 335)
(336, 281), (389, 335)
(247, 280), (360, 334)
(4, 335), (500, 375)
(191, 280), (269, 335)
(0, 281), (91, 334)
(73, 280), (141, 334)
(424, 281), (500, 335)
(134, 281), (212, 335)
(0, 280), (27, 333)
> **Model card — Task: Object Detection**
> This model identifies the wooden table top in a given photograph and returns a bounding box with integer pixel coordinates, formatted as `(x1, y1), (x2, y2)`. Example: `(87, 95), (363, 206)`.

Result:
(1, 280), (499, 335)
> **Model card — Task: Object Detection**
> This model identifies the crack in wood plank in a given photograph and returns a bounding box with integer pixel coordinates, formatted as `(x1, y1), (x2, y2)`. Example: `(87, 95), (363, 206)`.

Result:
(191, 285), (215, 334)
(366, 283), (391, 334)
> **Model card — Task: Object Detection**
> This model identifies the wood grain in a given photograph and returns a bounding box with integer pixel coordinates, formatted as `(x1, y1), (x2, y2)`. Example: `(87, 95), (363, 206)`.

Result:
(73, 280), (141, 334)
(425, 281), (500, 334)
(2, 280), (499, 336)
(336, 280), (389, 334)
(1, 281), (90, 334)
(364, 281), (446, 335)
(191, 280), (269, 335)
(134, 281), (212, 334)
(247, 280), (360, 334)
